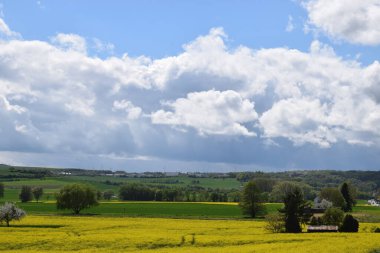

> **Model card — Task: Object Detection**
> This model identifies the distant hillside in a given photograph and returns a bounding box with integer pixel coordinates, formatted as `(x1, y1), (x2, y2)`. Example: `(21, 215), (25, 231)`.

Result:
(0, 164), (379, 199)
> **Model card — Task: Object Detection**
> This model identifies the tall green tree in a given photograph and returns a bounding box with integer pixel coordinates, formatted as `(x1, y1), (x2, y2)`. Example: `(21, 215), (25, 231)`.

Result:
(56, 184), (98, 214)
(340, 182), (355, 212)
(19, 186), (33, 203)
(32, 187), (43, 203)
(279, 183), (311, 233)
(239, 181), (265, 218)
(0, 182), (4, 198)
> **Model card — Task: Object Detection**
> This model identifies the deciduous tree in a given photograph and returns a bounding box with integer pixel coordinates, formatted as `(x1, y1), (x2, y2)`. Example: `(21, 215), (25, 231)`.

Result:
(32, 187), (43, 203)
(19, 186), (33, 203)
(322, 207), (344, 226)
(239, 181), (265, 218)
(56, 184), (98, 214)
(0, 202), (26, 227)
(320, 187), (345, 209)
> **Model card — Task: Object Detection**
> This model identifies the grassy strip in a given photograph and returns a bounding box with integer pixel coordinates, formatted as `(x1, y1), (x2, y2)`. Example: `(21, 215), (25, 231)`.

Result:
(0, 201), (283, 219)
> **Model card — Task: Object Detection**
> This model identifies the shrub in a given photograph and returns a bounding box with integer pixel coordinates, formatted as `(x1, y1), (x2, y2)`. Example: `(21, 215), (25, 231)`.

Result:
(374, 227), (380, 233)
(310, 216), (323, 226)
(103, 190), (114, 200)
(339, 214), (359, 232)
(265, 213), (285, 233)
(322, 207), (344, 226)
(0, 202), (26, 227)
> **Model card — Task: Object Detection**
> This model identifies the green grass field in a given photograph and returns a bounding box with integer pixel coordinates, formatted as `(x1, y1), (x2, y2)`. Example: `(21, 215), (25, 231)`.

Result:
(1, 166), (379, 222)
(1, 200), (283, 219)
(1, 174), (241, 191)
(2, 195), (380, 222)
(1, 185), (380, 221)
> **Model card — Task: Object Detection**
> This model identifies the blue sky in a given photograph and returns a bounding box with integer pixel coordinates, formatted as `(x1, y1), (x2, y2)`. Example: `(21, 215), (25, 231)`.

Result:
(0, 0), (380, 171)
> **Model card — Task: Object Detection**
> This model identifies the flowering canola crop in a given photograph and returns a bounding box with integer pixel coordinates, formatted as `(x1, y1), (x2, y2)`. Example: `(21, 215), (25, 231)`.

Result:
(0, 215), (380, 252)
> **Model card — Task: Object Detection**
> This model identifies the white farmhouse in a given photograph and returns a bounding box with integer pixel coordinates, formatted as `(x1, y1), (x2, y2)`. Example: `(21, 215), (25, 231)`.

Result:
(367, 199), (380, 206)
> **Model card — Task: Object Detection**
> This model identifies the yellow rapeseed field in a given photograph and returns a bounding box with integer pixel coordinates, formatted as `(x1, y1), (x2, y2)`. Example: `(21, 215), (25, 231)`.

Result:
(1, 215), (380, 253)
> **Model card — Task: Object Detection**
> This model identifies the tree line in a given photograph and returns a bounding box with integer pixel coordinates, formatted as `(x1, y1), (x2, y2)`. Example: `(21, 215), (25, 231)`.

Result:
(0, 180), (371, 233)
(239, 180), (359, 233)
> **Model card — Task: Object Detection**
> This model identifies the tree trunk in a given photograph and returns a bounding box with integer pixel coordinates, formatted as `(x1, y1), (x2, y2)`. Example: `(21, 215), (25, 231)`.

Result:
(6, 220), (9, 227)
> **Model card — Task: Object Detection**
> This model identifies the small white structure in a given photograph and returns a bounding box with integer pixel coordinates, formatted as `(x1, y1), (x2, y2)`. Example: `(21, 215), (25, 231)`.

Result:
(368, 199), (380, 206)
(59, 171), (72, 175)
(307, 225), (338, 232)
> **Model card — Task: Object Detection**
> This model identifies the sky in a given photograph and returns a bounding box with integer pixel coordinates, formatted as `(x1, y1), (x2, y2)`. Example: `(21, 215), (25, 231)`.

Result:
(0, 0), (380, 172)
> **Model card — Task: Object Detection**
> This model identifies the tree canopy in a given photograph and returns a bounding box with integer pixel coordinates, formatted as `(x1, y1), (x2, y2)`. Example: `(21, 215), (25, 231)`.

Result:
(19, 185), (33, 203)
(0, 183), (4, 198)
(32, 187), (43, 203)
(279, 183), (311, 233)
(239, 181), (265, 218)
(340, 182), (356, 212)
(56, 184), (98, 214)
(0, 202), (26, 227)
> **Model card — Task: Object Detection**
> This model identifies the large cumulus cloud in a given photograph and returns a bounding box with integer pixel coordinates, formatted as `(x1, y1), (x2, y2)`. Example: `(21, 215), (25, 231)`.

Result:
(151, 90), (258, 136)
(303, 0), (380, 45)
(0, 19), (380, 170)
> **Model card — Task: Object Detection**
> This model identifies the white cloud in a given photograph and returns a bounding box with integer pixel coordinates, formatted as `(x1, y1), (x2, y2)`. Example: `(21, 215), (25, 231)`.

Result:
(0, 25), (379, 164)
(286, 15), (295, 32)
(51, 33), (87, 53)
(0, 18), (19, 38)
(151, 90), (258, 136)
(260, 98), (334, 147)
(113, 100), (142, 120)
(92, 38), (115, 54)
(303, 0), (380, 45)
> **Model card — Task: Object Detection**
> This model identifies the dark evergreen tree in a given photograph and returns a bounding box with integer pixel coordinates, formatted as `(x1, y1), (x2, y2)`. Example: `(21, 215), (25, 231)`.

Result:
(340, 214), (359, 232)
(0, 182), (4, 198)
(280, 183), (311, 233)
(340, 182), (355, 212)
